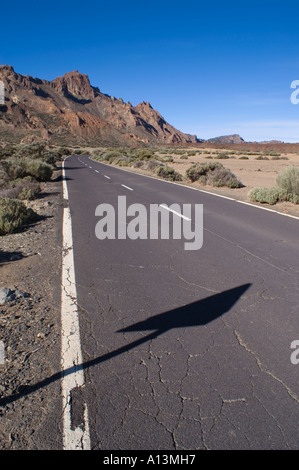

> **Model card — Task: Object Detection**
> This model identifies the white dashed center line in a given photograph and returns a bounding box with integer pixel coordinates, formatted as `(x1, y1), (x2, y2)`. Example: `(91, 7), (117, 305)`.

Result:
(121, 184), (133, 191)
(160, 204), (191, 221)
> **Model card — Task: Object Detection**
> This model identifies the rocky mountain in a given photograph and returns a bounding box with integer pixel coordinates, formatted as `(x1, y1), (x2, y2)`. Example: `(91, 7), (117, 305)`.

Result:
(206, 134), (245, 144)
(0, 65), (200, 147)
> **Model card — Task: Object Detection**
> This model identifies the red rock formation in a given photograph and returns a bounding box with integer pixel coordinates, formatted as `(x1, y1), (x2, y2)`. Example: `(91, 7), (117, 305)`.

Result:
(0, 65), (200, 146)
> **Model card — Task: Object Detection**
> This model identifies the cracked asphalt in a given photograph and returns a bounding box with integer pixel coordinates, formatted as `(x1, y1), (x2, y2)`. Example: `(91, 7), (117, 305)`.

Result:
(64, 154), (299, 450)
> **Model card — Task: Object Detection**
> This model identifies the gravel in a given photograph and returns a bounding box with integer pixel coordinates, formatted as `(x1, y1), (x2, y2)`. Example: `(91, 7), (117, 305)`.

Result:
(0, 170), (63, 449)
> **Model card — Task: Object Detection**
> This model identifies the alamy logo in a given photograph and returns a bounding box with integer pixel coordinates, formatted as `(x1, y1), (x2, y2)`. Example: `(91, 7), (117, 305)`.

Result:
(0, 81), (4, 105)
(95, 196), (203, 251)
(290, 340), (299, 365)
(290, 80), (299, 104)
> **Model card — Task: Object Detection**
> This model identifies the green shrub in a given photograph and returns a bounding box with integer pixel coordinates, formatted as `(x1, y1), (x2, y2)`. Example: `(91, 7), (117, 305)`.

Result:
(239, 156), (249, 160)
(0, 145), (17, 161)
(73, 149), (88, 155)
(249, 187), (284, 205)
(0, 177), (41, 200)
(131, 161), (144, 168)
(3, 156), (53, 181)
(171, 150), (186, 155)
(264, 152), (281, 157)
(155, 165), (183, 181)
(276, 167), (299, 196)
(215, 153), (230, 159)
(144, 160), (162, 171)
(113, 156), (130, 166)
(41, 150), (61, 165)
(103, 151), (123, 162)
(186, 162), (224, 182)
(186, 162), (243, 188)
(3, 158), (24, 179)
(11, 142), (61, 165)
(248, 187), (299, 205)
(22, 159), (53, 181)
(249, 168), (299, 205)
(133, 149), (155, 160)
(206, 168), (243, 188)
(0, 198), (39, 235)
(14, 142), (46, 159)
(58, 147), (71, 157)
(91, 149), (107, 161)
(290, 193), (299, 204)
(0, 167), (9, 188)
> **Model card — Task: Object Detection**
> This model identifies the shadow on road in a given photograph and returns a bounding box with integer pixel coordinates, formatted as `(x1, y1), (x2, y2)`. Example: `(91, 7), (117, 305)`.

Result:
(119, 284), (251, 333)
(0, 283), (251, 407)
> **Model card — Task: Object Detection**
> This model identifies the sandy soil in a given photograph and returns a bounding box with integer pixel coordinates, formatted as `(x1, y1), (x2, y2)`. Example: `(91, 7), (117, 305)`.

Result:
(166, 147), (299, 217)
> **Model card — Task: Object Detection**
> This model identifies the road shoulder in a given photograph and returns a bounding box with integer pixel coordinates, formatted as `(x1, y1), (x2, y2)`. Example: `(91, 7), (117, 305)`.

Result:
(0, 167), (63, 449)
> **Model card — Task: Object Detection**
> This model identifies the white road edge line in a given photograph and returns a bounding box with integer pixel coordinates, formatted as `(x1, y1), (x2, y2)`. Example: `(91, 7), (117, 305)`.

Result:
(160, 204), (191, 221)
(61, 158), (91, 450)
(121, 184), (133, 191)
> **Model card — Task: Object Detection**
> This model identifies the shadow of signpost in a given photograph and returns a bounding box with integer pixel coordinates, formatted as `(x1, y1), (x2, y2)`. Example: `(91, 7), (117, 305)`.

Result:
(0, 283), (251, 407)
(119, 283), (251, 334)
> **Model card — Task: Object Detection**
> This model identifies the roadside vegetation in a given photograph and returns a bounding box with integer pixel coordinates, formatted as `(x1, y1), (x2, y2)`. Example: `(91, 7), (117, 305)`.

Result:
(90, 147), (244, 187)
(249, 167), (299, 205)
(185, 161), (244, 188)
(89, 146), (299, 207)
(2, 141), (298, 234)
(90, 147), (183, 182)
(0, 141), (70, 234)
(0, 197), (39, 235)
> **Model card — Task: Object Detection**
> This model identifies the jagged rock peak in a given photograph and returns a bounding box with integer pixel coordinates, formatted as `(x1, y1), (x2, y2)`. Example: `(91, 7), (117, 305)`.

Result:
(51, 70), (96, 100)
(136, 101), (153, 109)
(0, 65), (16, 76)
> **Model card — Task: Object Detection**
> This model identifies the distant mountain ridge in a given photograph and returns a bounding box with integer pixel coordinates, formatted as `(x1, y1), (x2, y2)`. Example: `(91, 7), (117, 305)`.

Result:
(206, 134), (245, 144)
(0, 66), (201, 146)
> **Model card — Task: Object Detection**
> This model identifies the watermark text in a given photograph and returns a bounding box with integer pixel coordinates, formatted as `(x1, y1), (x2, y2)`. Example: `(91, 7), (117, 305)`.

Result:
(290, 340), (299, 365)
(0, 80), (4, 105)
(95, 196), (203, 251)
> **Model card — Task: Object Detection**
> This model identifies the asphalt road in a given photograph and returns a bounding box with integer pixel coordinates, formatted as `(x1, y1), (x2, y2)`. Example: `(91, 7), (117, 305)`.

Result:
(64, 154), (299, 450)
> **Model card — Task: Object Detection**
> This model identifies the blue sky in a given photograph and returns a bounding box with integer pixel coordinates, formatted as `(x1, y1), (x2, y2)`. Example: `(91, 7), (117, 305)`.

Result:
(1, 0), (299, 142)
